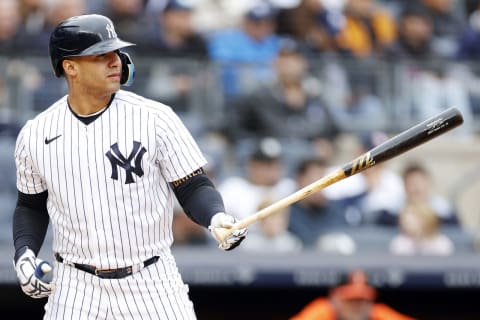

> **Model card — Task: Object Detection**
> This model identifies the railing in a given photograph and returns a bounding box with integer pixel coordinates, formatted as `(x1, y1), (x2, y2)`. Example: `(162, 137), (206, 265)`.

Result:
(0, 56), (479, 134)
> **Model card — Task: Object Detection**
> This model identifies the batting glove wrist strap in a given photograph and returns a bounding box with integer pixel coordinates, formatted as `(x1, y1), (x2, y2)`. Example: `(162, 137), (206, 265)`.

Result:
(14, 248), (53, 299)
(209, 212), (248, 251)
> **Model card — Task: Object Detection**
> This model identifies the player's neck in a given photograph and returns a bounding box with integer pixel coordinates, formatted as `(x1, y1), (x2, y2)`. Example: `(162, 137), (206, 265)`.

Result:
(67, 91), (114, 116)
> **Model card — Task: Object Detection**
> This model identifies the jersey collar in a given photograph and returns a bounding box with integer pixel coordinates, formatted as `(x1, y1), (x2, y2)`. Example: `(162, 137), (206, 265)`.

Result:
(68, 93), (115, 125)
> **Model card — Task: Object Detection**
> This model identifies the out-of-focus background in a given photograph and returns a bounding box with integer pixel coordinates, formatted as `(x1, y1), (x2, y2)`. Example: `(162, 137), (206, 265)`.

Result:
(2, 0), (480, 319)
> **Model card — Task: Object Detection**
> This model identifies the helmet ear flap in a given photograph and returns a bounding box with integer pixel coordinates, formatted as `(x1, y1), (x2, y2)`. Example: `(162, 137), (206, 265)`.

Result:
(118, 51), (135, 86)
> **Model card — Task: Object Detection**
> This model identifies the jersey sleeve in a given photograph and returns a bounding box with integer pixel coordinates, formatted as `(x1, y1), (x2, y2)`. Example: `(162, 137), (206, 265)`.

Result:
(15, 124), (48, 194)
(154, 107), (207, 182)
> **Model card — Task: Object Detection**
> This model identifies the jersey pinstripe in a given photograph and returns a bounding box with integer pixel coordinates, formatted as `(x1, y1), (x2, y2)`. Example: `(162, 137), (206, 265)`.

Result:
(15, 89), (207, 269)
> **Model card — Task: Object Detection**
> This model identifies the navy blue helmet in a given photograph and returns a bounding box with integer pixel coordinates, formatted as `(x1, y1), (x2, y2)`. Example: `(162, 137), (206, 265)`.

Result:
(49, 14), (135, 86)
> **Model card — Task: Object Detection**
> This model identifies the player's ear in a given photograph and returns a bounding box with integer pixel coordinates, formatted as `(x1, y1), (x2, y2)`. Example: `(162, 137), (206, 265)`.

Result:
(62, 59), (77, 77)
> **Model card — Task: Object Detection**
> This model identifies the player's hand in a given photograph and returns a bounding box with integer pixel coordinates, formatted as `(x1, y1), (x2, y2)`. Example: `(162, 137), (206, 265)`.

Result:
(14, 248), (53, 298)
(209, 212), (247, 251)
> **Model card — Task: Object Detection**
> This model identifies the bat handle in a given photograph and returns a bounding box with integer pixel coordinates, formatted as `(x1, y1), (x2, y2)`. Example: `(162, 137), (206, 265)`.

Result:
(211, 222), (245, 244)
(213, 169), (347, 244)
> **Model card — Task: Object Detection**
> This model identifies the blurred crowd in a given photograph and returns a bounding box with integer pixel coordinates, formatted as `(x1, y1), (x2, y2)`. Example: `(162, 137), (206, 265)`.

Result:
(177, 134), (470, 257)
(0, 0), (480, 122)
(0, 0), (479, 255)
(1, 0), (480, 126)
(2, 0), (478, 59)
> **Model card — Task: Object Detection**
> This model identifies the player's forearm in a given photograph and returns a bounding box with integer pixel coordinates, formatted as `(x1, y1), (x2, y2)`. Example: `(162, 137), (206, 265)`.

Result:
(13, 191), (49, 262)
(171, 171), (225, 228)
(182, 184), (225, 228)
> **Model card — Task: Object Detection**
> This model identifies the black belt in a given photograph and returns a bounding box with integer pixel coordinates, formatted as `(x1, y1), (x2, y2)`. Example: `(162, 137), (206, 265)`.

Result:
(55, 253), (159, 279)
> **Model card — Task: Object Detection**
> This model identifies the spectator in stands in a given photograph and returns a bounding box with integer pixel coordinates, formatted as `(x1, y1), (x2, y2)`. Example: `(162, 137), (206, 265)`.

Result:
(389, 202), (455, 256)
(323, 63), (389, 132)
(401, 162), (458, 225)
(0, 76), (10, 124)
(336, 0), (397, 58)
(389, 2), (474, 134)
(207, 2), (280, 98)
(15, 0), (87, 112)
(18, 0), (47, 36)
(324, 131), (405, 226)
(241, 197), (303, 253)
(191, 0), (253, 34)
(189, 0), (301, 33)
(288, 157), (351, 251)
(398, 61), (474, 135)
(142, 0), (209, 119)
(46, 0), (88, 29)
(275, 0), (345, 55)
(17, 0), (88, 55)
(228, 37), (339, 164)
(384, 5), (439, 61)
(0, 0), (23, 55)
(99, 0), (152, 45)
(413, 0), (466, 58)
(218, 137), (295, 227)
(142, 0), (208, 57)
(454, 0), (480, 116)
(290, 269), (415, 320)
(192, 1), (303, 34)
(457, 0), (480, 60)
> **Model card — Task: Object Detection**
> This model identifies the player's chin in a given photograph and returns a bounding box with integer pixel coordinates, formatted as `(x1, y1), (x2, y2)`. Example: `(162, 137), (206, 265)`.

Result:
(105, 81), (121, 93)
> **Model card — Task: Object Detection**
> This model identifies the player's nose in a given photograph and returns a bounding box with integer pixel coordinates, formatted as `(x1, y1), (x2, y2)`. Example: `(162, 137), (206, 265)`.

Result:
(107, 51), (121, 68)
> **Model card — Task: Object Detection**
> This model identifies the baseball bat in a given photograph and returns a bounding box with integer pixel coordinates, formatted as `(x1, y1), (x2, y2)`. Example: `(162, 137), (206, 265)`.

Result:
(215, 107), (464, 243)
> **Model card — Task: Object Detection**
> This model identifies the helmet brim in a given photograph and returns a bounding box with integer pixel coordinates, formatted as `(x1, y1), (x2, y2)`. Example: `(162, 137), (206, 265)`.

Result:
(70, 38), (135, 57)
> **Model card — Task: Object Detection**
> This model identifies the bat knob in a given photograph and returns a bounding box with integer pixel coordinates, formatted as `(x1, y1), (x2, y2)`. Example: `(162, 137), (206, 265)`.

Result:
(35, 261), (52, 279)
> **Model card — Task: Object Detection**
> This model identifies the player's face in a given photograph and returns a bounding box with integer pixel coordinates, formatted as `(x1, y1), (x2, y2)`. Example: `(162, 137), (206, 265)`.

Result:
(334, 298), (373, 320)
(67, 51), (122, 95)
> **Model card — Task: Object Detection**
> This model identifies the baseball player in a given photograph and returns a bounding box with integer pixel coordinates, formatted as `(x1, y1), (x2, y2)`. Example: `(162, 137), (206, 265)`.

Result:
(12, 14), (247, 319)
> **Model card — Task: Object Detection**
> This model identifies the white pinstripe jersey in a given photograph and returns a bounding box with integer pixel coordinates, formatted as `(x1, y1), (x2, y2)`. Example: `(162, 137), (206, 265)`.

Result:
(15, 90), (207, 269)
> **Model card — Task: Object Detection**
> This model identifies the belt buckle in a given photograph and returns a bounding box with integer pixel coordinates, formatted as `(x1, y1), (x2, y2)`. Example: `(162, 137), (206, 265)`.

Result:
(95, 266), (133, 278)
(95, 267), (116, 276)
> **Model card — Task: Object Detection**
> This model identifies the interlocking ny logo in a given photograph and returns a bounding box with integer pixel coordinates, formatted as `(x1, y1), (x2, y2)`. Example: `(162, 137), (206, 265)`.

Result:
(106, 141), (146, 184)
(106, 22), (117, 39)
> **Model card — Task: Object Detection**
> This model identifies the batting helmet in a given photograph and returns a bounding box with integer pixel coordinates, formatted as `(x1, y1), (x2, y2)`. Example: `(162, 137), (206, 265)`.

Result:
(49, 14), (135, 86)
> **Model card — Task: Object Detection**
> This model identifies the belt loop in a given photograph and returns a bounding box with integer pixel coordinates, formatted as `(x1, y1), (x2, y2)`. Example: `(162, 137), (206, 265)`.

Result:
(54, 252), (63, 263)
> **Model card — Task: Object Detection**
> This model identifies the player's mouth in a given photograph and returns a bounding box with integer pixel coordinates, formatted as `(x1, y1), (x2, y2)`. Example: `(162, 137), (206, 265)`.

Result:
(108, 73), (121, 80)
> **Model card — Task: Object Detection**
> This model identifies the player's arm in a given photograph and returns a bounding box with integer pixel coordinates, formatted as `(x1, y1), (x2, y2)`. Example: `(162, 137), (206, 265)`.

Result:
(170, 168), (247, 250)
(13, 191), (49, 259)
(12, 190), (53, 298)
